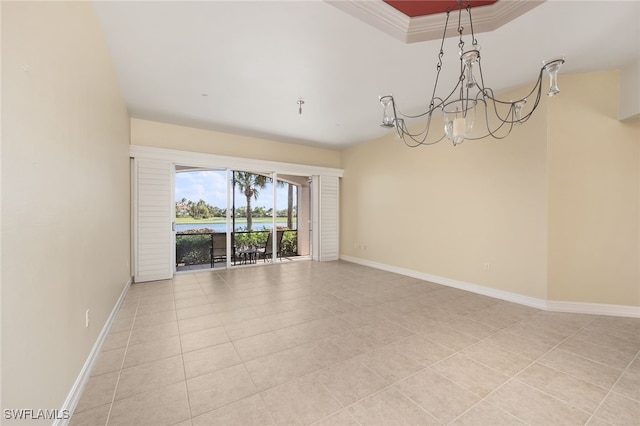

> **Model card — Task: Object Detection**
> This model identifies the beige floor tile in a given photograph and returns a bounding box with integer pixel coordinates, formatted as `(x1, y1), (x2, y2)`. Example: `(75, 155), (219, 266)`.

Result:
(317, 358), (388, 406)
(559, 337), (637, 371)
(191, 394), (275, 426)
(348, 387), (440, 425)
(484, 329), (556, 360)
(175, 295), (211, 310)
(101, 330), (131, 352)
(450, 401), (525, 426)
(356, 319), (414, 344)
(573, 327), (640, 356)
(115, 355), (185, 401)
(76, 261), (640, 426)
(136, 301), (176, 316)
(244, 345), (324, 391)
(390, 334), (455, 366)
(585, 415), (616, 426)
(129, 321), (179, 346)
(274, 317), (349, 347)
(216, 306), (261, 324)
(75, 371), (119, 413)
(303, 330), (377, 367)
(394, 368), (480, 424)
(178, 312), (222, 334)
(431, 353), (509, 397)
(109, 381), (190, 426)
(517, 362), (609, 413)
(312, 409), (360, 426)
(539, 348), (623, 389)
(461, 340), (532, 376)
(173, 288), (207, 300)
(137, 293), (174, 307)
(70, 403), (111, 426)
(358, 345), (425, 384)
(504, 321), (572, 346)
(486, 379), (591, 425)
(132, 309), (177, 329)
(443, 315), (500, 339)
(613, 358), (640, 401)
(122, 335), (182, 369)
(110, 315), (135, 333)
(416, 323), (479, 351)
(183, 341), (241, 379)
(233, 331), (291, 361)
(180, 325), (229, 353)
(593, 391), (640, 426)
(260, 373), (342, 426)
(91, 347), (126, 377)
(187, 363), (258, 417)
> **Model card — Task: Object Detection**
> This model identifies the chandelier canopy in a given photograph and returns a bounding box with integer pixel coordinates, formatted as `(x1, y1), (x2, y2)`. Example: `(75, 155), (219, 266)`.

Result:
(379, 1), (564, 147)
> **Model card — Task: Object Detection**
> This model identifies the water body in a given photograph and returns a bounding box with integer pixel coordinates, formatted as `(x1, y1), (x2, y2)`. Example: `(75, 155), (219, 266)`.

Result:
(176, 222), (296, 233)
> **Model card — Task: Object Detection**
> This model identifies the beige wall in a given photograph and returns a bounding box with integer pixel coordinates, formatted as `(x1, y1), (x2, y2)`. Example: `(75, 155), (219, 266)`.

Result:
(548, 71), (640, 306)
(341, 87), (550, 300)
(341, 71), (640, 308)
(131, 118), (341, 169)
(1, 1), (131, 419)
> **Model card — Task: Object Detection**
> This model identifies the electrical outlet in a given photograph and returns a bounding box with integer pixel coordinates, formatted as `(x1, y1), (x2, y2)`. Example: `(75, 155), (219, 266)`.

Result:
(85, 309), (90, 328)
(483, 262), (491, 271)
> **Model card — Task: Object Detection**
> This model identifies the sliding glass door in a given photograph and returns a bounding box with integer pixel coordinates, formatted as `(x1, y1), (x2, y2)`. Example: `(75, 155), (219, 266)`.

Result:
(171, 165), (313, 272)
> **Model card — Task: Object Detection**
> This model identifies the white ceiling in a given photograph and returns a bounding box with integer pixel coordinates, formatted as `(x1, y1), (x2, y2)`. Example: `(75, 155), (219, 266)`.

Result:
(93, 0), (640, 150)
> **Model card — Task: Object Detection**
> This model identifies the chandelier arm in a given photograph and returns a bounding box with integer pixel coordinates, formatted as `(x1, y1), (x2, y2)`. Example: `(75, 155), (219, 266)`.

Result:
(465, 99), (515, 140)
(396, 110), (448, 147)
(514, 75), (545, 123)
(481, 68), (546, 108)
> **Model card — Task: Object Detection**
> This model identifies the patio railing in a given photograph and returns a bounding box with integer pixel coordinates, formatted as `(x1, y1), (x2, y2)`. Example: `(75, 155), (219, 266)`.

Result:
(176, 229), (298, 268)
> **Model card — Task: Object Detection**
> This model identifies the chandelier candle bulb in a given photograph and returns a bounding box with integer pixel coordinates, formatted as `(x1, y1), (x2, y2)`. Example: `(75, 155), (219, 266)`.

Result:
(453, 117), (466, 139)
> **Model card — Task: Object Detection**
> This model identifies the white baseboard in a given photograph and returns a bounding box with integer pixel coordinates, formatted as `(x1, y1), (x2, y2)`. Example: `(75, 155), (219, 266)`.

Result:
(340, 255), (639, 318)
(546, 300), (640, 318)
(55, 277), (133, 426)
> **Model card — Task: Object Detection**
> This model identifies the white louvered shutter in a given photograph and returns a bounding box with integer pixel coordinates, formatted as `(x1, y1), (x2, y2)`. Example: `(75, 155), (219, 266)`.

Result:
(318, 175), (339, 261)
(133, 159), (173, 282)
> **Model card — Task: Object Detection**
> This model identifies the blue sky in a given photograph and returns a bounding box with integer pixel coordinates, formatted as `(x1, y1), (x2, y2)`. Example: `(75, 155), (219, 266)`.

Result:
(175, 170), (291, 210)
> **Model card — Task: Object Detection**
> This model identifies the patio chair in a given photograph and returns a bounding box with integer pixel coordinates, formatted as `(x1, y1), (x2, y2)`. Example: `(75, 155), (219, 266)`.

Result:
(257, 230), (285, 262)
(210, 233), (228, 267)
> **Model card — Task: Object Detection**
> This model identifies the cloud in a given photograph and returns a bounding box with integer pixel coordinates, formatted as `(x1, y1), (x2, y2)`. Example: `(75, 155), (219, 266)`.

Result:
(175, 170), (292, 210)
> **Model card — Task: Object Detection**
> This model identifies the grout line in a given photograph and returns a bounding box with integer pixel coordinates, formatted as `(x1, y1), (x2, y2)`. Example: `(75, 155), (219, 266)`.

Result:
(103, 289), (141, 426)
(170, 279), (194, 425)
(585, 350), (640, 425)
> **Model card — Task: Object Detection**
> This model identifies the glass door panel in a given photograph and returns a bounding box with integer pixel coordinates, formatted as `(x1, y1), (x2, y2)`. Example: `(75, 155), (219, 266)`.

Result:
(232, 170), (274, 266)
(174, 167), (228, 271)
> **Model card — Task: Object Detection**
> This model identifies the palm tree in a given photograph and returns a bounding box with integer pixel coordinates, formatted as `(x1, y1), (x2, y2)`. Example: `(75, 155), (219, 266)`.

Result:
(234, 172), (268, 231)
(275, 179), (295, 229)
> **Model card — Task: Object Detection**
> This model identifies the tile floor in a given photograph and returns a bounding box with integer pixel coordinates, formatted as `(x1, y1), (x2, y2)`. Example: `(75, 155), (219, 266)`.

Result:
(71, 260), (640, 426)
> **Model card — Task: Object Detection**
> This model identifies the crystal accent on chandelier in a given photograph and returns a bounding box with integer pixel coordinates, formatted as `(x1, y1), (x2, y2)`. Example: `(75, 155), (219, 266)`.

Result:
(380, 95), (395, 127)
(443, 100), (476, 145)
(543, 57), (564, 97)
(461, 47), (480, 89)
(514, 100), (526, 124)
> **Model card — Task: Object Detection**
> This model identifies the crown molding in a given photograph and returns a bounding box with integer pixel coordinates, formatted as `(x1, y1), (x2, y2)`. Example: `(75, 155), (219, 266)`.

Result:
(327, 0), (545, 43)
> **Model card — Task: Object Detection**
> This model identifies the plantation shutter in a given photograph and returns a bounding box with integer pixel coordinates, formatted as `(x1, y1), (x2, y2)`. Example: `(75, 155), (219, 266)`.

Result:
(133, 158), (174, 282)
(318, 175), (339, 261)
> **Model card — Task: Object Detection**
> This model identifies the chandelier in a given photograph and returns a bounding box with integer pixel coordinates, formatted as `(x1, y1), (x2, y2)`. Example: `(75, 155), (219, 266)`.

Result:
(379, 2), (564, 147)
